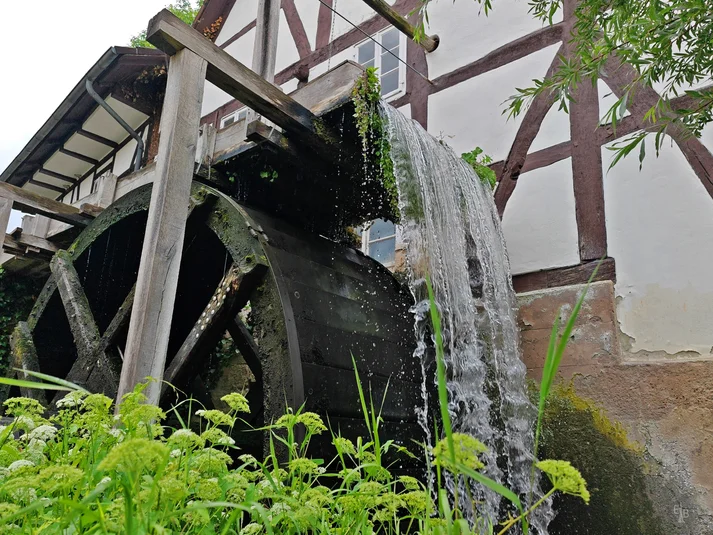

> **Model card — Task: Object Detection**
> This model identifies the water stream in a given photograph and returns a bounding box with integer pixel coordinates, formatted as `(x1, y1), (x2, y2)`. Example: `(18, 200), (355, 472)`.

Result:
(382, 104), (552, 533)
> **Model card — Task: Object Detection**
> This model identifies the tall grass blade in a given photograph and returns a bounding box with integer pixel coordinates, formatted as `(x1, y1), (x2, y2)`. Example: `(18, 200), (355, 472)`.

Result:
(12, 368), (88, 392)
(0, 377), (73, 392)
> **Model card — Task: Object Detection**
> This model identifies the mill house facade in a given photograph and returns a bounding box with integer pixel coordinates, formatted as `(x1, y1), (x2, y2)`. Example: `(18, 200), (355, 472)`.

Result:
(1, 0), (712, 529)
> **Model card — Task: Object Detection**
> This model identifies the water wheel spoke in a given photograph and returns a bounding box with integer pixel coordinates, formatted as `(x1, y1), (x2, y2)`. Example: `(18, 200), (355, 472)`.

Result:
(226, 318), (263, 382)
(50, 250), (118, 395)
(163, 261), (268, 388)
(99, 284), (136, 354)
(10, 322), (46, 403)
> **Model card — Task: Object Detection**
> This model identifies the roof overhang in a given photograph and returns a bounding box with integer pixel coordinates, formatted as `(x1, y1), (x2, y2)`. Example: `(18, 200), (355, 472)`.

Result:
(1, 47), (167, 190)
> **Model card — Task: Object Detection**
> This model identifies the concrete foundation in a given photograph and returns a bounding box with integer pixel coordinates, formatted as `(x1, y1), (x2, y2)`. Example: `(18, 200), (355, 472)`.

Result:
(518, 281), (713, 534)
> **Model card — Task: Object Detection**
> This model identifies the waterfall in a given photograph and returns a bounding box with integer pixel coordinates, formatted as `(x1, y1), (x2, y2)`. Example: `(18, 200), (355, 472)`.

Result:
(382, 104), (553, 533)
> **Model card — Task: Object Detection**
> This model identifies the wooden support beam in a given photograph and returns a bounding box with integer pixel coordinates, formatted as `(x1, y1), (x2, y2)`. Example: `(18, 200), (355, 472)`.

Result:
(146, 9), (349, 161)
(0, 182), (93, 227)
(119, 48), (208, 406)
(4, 231), (59, 257)
(361, 0), (439, 52)
(10, 322), (45, 402)
(246, 120), (304, 161)
(0, 198), (11, 256)
(50, 250), (111, 390)
(79, 203), (104, 218)
(253, 0), (281, 82)
(38, 167), (78, 184)
(76, 129), (119, 149)
(163, 262), (267, 388)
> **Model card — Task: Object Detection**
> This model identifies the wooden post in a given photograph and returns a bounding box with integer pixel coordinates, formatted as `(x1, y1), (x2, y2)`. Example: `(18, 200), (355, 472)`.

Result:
(252, 0), (281, 83)
(361, 0), (439, 52)
(118, 48), (208, 405)
(0, 198), (12, 255)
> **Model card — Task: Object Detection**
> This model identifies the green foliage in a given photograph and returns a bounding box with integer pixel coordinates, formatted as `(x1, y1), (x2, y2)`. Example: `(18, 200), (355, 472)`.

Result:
(352, 68), (400, 219)
(130, 0), (203, 48)
(0, 269), (44, 375)
(0, 274), (591, 534)
(461, 147), (497, 189)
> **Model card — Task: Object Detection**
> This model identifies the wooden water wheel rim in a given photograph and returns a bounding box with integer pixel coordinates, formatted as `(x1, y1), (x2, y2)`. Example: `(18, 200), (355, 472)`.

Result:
(12, 183), (301, 412)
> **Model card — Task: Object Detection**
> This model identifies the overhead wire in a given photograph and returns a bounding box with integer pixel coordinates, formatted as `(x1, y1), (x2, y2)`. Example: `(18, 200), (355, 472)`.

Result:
(314, 0), (432, 83)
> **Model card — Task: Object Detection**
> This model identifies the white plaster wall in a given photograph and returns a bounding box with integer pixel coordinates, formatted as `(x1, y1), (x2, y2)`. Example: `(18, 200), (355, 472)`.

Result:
(276, 10), (301, 72)
(295, 0), (320, 50)
(424, 0), (556, 79)
(502, 158), (580, 274)
(428, 45), (560, 160)
(215, 0), (258, 46)
(604, 139), (713, 356)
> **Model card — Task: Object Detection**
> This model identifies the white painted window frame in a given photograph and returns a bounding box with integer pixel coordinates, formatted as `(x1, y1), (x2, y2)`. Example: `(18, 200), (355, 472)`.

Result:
(220, 106), (249, 129)
(361, 219), (397, 268)
(354, 27), (407, 102)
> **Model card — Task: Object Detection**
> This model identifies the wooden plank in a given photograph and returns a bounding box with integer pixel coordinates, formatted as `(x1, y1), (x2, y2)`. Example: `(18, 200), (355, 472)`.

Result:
(4, 232), (58, 256)
(361, 0), (439, 52)
(119, 48), (209, 406)
(163, 262), (267, 387)
(252, 0), (281, 82)
(246, 120), (303, 160)
(79, 203), (104, 218)
(290, 60), (364, 116)
(10, 322), (45, 402)
(512, 257), (616, 293)
(50, 250), (107, 388)
(0, 182), (93, 227)
(146, 9), (348, 160)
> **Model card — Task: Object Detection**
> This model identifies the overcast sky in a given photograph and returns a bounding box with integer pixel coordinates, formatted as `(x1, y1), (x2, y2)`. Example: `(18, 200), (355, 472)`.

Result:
(0, 0), (170, 229)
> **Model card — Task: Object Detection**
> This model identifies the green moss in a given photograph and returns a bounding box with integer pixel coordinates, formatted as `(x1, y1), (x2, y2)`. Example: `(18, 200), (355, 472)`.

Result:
(537, 382), (671, 535)
(351, 68), (400, 220)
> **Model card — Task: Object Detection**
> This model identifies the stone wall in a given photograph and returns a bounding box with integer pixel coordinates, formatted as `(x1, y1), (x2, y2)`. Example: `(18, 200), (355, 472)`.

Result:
(518, 281), (713, 534)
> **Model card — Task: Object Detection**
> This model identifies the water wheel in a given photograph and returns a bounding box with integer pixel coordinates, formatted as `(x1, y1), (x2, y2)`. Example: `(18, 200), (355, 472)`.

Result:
(8, 183), (423, 460)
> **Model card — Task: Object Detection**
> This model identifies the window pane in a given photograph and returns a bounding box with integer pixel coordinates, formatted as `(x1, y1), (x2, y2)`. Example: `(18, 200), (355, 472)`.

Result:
(368, 237), (396, 264)
(369, 218), (395, 240)
(362, 59), (375, 69)
(222, 115), (235, 127)
(358, 41), (376, 64)
(380, 50), (399, 74)
(381, 70), (399, 95)
(381, 28), (399, 51)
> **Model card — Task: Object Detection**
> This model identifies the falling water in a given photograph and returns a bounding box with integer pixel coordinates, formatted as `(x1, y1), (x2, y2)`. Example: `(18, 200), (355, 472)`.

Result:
(382, 104), (552, 533)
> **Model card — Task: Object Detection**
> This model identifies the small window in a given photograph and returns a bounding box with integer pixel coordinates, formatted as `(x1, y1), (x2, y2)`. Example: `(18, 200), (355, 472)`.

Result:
(356, 28), (405, 100)
(363, 219), (396, 266)
(220, 107), (249, 129)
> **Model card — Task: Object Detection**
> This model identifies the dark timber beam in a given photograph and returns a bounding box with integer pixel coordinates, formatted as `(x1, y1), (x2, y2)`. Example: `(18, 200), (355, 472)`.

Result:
(76, 129), (119, 149)
(494, 47), (562, 217)
(361, 0), (439, 52)
(39, 167), (78, 184)
(0, 182), (93, 227)
(28, 179), (66, 195)
(146, 9), (349, 161)
(58, 147), (99, 166)
(513, 257), (616, 293)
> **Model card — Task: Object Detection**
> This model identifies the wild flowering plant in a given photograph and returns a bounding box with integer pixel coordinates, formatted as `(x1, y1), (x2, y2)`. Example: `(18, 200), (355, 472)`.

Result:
(0, 271), (595, 533)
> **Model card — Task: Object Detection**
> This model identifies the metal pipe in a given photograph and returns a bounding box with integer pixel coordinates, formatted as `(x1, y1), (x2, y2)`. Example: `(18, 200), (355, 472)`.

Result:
(85, 79), (145, 173)
(360, 0), (439, 52)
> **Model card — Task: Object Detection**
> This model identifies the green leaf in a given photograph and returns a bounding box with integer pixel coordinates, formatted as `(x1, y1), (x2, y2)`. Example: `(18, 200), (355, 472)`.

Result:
(13, 368), (88, 392)
(0, 376), (73, 391)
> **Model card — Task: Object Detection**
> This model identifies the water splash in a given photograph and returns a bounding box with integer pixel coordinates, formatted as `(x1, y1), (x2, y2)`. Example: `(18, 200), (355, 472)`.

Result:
(382, 103), (553, 533)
